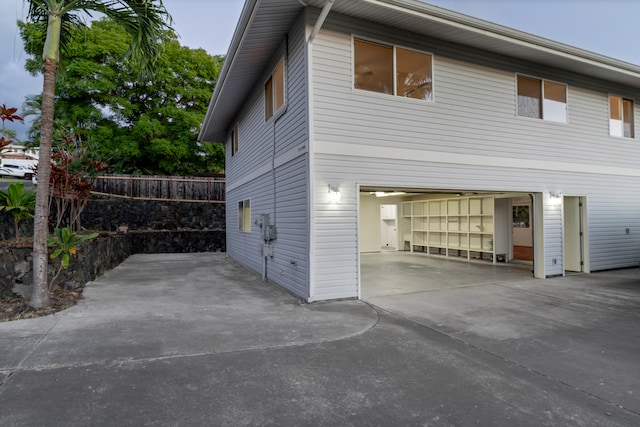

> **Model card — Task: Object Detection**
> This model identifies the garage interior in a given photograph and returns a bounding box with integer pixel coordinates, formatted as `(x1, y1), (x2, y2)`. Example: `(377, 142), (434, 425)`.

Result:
(359, 188), (537, 298)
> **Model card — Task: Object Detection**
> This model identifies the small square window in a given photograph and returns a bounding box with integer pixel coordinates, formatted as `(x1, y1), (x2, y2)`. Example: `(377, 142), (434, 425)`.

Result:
(353, 38), (433, 101)
(517, 75), (567, 122)
(610, 95), (634, 138)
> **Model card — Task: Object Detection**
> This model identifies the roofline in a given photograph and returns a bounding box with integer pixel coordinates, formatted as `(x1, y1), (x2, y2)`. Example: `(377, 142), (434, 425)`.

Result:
(370, 0), (640, 76)
(199, 0), (640, 143)
(198, 0), (259, 142)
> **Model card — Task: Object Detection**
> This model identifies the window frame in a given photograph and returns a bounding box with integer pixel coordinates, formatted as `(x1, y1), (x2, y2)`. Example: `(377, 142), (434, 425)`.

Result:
(230, 123), (239, 157)
(264, 57), (286, 122)
(352, 35), (434, 102)
(609, 94), (635, 138)
(238, 199), (251, 233)
(516, 74), (568, 123)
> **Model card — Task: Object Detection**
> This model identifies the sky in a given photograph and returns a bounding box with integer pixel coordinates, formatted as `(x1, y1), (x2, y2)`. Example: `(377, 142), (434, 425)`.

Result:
(2, 0), (639, 142)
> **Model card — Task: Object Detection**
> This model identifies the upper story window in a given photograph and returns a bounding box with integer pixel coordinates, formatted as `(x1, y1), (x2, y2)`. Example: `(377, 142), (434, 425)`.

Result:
(230, 123), (239, 156)
(354, 38), (433, 101)
(265, 58), (285, 121)
(609, 95), (634, 138)
(517, 75), (567, 123)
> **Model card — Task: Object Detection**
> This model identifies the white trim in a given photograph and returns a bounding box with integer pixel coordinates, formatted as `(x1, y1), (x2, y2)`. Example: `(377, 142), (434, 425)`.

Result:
(356, 182), (362, 300)
(352, 34), (435, 102)
(315, 141), (640, 177)
(515, 73), (568, 123)
(307, 16), (317, 302)
(264, 56), (287, 123)
(608, 94), (635, 139)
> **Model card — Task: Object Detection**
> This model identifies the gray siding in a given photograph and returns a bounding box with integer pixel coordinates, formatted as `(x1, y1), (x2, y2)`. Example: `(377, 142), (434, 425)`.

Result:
(225, 12), (310, 299)
(311, 12), (640, 168)
(312, 154), (640, 299)
(308, 11), (640, 300)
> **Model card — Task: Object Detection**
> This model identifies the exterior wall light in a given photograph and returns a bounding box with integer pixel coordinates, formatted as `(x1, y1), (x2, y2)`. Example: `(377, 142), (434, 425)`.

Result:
(328, 184), (341, 203)
(548, 191), (562, 206)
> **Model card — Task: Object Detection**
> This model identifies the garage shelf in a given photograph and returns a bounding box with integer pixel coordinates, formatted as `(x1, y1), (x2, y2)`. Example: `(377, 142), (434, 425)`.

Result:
(404, 196), (496, 263)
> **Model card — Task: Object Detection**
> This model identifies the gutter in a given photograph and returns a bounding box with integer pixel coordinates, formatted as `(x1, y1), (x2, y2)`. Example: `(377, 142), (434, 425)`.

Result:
(307, 0), (335, 43)
(363, 0), (640, 78)
(198, 0), (259, 142)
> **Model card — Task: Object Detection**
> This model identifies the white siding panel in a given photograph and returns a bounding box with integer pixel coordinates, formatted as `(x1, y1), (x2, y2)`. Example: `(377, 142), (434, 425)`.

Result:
(227, 173), (274, 275)
(311, 13), (640, 170)
(272, 154), (309, 298)
(226, 13), (311, 300)
(311, 152), (640, 299)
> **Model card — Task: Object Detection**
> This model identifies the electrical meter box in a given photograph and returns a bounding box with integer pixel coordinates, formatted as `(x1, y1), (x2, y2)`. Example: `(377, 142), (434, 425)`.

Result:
(261, 213), (277, 242)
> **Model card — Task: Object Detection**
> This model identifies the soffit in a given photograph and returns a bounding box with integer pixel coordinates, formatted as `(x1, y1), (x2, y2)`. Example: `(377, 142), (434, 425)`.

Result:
(199, 0), (640, 142)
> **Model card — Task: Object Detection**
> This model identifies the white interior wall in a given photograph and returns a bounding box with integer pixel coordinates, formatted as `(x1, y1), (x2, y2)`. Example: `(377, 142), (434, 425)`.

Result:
(359, 194), (408, 253)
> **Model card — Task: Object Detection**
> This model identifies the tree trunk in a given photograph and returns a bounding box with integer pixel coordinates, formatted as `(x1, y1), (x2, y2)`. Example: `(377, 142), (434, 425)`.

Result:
(29, 58), (58, 308)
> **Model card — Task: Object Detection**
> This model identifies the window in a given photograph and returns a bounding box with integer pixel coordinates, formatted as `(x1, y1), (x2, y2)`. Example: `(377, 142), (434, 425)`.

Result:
(265, 58), (285, 120)
(238, 199), (251, 232)
(354, 38), (433, 101)
(610, 95), (634, 138)
(517, 76), (567, 122)
(230, 124), (239, 156)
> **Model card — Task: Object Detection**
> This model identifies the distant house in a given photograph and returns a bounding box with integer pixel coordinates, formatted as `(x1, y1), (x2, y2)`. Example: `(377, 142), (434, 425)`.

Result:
(199, 0), (640, 302)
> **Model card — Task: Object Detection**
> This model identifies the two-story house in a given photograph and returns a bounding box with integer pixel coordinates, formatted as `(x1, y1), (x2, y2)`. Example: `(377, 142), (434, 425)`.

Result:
(199, 0), (640, 302)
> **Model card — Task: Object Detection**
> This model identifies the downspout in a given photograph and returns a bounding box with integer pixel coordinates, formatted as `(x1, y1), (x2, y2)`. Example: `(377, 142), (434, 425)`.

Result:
(308, 0), (335, 43)
(264, 34), (290, 282)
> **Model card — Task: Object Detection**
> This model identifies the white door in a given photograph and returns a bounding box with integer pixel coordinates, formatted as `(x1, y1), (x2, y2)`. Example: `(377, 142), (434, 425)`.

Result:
(380, 204), (397, 250)
(564, 196), (584, 273)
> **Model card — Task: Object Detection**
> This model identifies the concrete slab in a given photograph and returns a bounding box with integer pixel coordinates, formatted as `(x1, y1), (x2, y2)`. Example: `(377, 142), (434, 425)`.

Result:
(366, 272), (640, 415)
(11, 253), (377, 369)
(1, 252), (639, 426)
(0, 316), (60, 370)
(1, 311), (637, 427)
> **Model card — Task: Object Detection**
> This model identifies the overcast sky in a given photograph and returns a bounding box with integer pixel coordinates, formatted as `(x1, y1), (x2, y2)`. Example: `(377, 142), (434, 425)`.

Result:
(2, 0), (639, 141)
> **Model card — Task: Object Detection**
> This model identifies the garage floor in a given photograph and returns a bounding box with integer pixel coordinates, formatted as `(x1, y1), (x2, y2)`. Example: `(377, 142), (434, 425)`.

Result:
(361, 251), (534, 298)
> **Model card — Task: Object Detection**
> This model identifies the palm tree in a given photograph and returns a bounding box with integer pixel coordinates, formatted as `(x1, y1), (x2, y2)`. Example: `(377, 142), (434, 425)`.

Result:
(25, 0), (171, 308)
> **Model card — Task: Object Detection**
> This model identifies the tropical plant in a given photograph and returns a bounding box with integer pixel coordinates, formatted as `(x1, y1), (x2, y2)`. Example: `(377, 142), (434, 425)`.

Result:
(0, 104), (24, 157)
(48, 130), (108, 231)
(47, 227), (99, 291)
(0, 182), (37, 242)
(24, 0), (172, 308)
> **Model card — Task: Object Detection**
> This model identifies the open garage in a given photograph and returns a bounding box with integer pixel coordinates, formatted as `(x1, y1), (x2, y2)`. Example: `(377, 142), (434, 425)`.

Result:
(358, 188), (588, 297)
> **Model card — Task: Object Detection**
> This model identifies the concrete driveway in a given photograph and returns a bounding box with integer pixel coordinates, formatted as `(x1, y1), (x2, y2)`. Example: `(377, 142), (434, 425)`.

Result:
(1, 252), (639, 426)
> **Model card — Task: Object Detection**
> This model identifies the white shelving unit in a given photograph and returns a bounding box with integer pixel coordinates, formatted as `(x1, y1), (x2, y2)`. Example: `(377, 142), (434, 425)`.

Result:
(402, 195), (496, 263)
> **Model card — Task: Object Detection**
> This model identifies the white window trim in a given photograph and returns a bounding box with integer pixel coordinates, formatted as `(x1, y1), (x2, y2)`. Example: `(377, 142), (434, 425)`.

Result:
(238, 198), (251, 233)
(264, 56), (287, 122)
(351, 34), (435, 103)
(608, 94), (635, 139)
(516, 73), (569, 124)
(230, 123), (239, 157)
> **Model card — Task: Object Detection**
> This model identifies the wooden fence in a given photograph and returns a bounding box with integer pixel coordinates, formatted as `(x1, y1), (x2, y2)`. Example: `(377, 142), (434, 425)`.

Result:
(92, 174), (225, 203)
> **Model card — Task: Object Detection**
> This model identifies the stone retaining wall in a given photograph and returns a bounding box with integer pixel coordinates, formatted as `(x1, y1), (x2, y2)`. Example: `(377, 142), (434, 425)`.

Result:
(1, 197), (227, 298)
(1, 230), (225, 298)
(1, 197), (226, 240)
